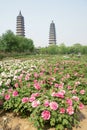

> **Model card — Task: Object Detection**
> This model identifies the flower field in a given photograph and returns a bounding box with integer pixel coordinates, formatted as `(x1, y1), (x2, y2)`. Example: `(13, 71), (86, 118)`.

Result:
(0, 55), (87, 130)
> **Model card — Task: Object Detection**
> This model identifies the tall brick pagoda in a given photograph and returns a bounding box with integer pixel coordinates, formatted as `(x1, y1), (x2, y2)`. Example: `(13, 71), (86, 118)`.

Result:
(49, 21), (56, 45)
(16, 11), (25, 36)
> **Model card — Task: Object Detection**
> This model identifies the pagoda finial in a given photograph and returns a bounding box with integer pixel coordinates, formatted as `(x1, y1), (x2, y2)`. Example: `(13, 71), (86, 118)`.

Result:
(19, 10), (22, 16)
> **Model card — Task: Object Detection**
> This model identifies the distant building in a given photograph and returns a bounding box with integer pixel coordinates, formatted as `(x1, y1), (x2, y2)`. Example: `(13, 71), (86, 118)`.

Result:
(16, 11), (25, 36)
(49, 21), (56, 45)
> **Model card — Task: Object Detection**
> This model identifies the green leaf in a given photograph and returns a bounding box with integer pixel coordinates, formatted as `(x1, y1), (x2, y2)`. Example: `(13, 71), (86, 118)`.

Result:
(56, 124), (64, 130)
(62, 119), (69, 125)
(50, 118), (55, 126)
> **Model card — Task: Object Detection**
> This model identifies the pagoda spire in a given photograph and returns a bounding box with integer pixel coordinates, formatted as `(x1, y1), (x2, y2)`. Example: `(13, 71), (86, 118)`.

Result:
(19, 10), (22, 16)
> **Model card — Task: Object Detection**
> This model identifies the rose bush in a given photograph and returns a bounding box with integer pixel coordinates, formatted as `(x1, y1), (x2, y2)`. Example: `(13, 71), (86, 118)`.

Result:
(0, 55), (87, 130)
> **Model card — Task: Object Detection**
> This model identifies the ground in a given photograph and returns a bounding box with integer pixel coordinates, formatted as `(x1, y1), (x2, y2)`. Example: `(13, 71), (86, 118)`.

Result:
(0, 106), (87, 130)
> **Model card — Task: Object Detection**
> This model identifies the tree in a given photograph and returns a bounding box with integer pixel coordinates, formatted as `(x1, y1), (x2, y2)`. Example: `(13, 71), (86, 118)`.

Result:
(16, 36), (34, 53)
(1, 30), (18, 52)
(0, 30), (35, 53)
(59, 43), (67, 54)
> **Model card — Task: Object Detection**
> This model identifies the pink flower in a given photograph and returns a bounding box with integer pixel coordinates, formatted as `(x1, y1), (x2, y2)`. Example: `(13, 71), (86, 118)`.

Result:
(25, 75), (29, 81)
(5, 94), (10, 100)
(31, 93), (40, 97)
(41, 110), (51, 120)
(44, 100), (50, 107)
(14, 83), (19, 88)
(67, 85), (72, 90)
(54, 83), (64, 89)
(79, 103), (84, 110)
(75, 81), (80, 86)
(71, 90), (77, 94)
(13, 91), (18, 97)
(18, 74), (23, 80)
(60, 108), (65, 114)
(72, 96), (79, 101)
(52, 90), (65, 99)
(66, 99), (73, 106)
(51, 92), (56, 96)
(54, 68), (59, 73)
(32, 100), (40, 108)
(34, 73), (39, 78)
(34, 83), (41, 90)
(29, 96), (35, 102)
(54, 83), (59, 88)
(80, 90), (85, 95)
(51, 77), (56, 81)
(50, 101), (58, 110)
(22, 97), (29, 103)
(66, 106), (74, 115)
(55, 91), (65, 98)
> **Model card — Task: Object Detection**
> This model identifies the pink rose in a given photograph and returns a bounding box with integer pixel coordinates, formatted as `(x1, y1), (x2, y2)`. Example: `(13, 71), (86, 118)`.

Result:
(31, 93), (40, 97)
(22, 97), (29, 103)
(75, 81), (80, 86)
(67, 85), (72, 90)
(44, 100), (50, 107)
(54, 83), (59, 88)
(50, 101), (58, 110)
(71, 90), (77, 94)
(80, 90), (85, 95)
(66, 99), (72, 106)
(55, 91), (65, 98)
(79, 103), (84, 110)
(72, 96), (79, 101)
(34, 73), (39, 78)
(29, 96), (35, 102)
(41, 110), (51, 120)
(25, 75), (29, 81)
(66, 106), (74, 115)
(54, 83), (64, 89)
(13, 91), (18, 97)
(32, 100), (40, 108)
(5, 94), (10, 100)
(14, 83), (19, 88)
(34, 83), (41, 90)
(60, 108), (65, 114)
(51, 92), (56, 96)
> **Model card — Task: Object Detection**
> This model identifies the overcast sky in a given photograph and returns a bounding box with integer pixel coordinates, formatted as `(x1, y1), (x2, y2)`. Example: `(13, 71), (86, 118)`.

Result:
(0, 0), (87, 47)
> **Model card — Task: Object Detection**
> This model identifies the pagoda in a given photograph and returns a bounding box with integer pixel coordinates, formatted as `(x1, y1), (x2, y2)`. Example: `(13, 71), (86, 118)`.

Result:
(49, 21), (56, 45)
(16, 11), (25, 36)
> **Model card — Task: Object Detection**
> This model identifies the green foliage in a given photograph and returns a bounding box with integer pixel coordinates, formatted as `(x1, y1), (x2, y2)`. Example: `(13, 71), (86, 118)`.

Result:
(1, 30), (18, 52)
(0, 30), (34, 53)
(39, 43), (87, 55)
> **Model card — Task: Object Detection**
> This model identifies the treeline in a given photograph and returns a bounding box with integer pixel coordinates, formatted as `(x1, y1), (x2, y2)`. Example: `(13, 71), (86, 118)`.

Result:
(39, 43), (87, 55)
(0, 30), (87, 56)
(0, 30), (34, 53)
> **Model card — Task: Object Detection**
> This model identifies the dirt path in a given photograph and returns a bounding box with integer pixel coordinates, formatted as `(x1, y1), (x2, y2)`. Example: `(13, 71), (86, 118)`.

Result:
(0, 106), (87, 130)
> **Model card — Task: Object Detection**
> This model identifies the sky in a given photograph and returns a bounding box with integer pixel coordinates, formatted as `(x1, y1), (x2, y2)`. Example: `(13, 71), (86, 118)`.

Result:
(0, 0), (87, 47)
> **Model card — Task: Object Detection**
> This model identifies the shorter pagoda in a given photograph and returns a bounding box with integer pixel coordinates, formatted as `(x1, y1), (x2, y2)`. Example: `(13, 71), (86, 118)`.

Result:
(49, 21), (56, 45)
